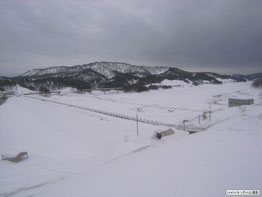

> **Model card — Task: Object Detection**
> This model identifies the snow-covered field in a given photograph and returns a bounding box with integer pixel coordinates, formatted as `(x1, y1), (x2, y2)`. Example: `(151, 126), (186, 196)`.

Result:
(0, 81), (262, 197)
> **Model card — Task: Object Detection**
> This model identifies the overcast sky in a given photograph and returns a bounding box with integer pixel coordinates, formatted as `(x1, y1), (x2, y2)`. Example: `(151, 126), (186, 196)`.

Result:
(0, 0), (261, 76)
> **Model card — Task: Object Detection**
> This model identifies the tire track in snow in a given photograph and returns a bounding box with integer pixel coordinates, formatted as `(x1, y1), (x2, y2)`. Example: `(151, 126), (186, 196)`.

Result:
(0, 181), (52, 197)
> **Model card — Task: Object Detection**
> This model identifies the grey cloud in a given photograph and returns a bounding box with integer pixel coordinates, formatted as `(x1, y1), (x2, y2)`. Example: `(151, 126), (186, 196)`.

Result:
(0, 0), (261, 76)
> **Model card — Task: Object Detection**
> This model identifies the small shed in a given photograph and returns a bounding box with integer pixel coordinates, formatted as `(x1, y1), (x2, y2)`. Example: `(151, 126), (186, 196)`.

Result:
(228, 98), (254, 107)
(2, 152), (28, 162)
(155, 128), (175, 139)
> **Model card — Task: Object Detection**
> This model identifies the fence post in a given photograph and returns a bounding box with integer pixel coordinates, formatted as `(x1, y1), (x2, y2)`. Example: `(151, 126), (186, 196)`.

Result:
(136, 113), (139, 136)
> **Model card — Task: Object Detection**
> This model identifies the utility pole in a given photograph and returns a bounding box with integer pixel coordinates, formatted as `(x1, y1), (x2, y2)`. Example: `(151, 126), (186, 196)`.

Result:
(183, 120), (188, 131)
(209, 103), (211, 122)
(136, 113), (139, 136)
(199, 115), (200, 124)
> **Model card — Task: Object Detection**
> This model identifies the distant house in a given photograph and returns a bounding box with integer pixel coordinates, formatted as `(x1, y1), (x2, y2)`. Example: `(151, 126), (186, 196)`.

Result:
(0, 91), (7, 105)
(155, 128), (175, 139)
(228, 98), (254, 107)
(0, 91), (4, 99)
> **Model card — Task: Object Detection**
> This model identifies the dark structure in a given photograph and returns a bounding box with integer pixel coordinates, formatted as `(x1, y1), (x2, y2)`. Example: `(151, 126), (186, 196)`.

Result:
(155, 128), (175, 139)
(2, 152), (28, 162)
(0, 91), (6, 105)
(228, 98), (254, 107)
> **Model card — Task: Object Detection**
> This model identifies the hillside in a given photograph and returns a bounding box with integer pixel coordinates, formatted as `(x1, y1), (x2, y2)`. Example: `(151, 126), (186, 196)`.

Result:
(1, 62), (246, 92)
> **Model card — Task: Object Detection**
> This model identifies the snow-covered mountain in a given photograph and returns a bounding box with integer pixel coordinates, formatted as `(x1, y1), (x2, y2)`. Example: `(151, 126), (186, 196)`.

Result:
(21, 61), (169, 79)
(231, 73), (262, 81)
(1, 61), (251, 91)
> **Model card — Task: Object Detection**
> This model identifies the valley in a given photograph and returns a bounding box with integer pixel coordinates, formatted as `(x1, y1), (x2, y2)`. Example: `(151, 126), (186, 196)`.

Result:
(1, 80), (261, 197)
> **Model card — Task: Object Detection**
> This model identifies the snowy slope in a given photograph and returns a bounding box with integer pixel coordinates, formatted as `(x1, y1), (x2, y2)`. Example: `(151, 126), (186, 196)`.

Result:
(15, 61), (242, 91)
(0, 81), (261, 197)
(20, 62), (168, 79)
(85, 62), (148, 79)
(36, 104), (262, 197)
(21, 66), (79, 77)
